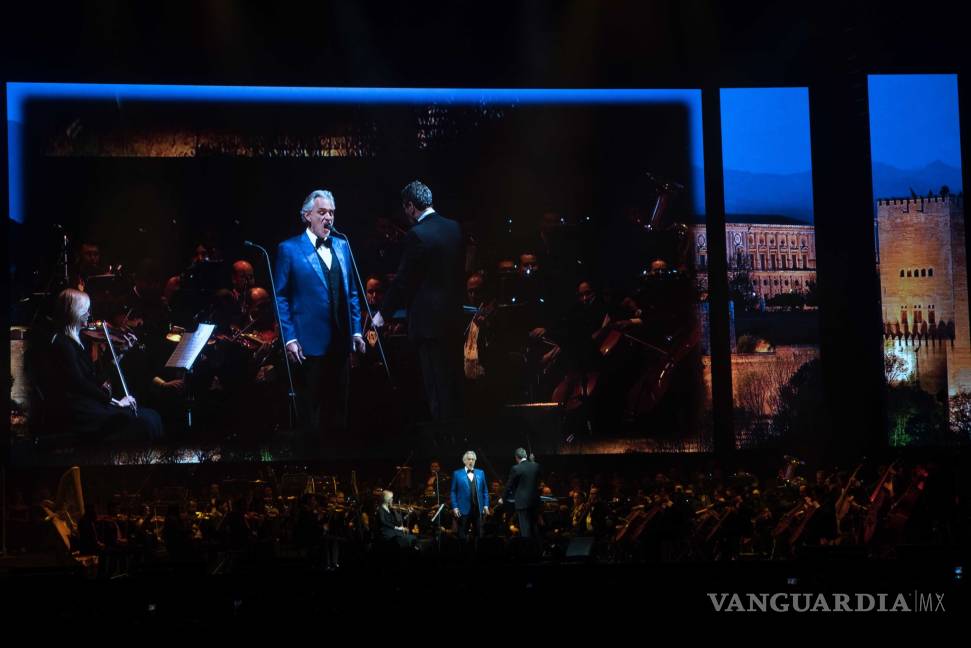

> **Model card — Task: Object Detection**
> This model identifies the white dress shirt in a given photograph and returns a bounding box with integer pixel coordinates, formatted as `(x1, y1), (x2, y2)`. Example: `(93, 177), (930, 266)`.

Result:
(305, 228), (333, 270)
(284, 229), (362, 347)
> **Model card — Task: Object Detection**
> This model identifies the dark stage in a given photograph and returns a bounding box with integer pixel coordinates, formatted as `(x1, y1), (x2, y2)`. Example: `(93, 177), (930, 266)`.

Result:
(3, 0), (971, 625)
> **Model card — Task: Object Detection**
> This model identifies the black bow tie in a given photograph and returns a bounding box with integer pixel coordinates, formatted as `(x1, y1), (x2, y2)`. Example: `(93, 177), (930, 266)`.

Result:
(316, 236), (332, 249)
(467, 469), (473, 474)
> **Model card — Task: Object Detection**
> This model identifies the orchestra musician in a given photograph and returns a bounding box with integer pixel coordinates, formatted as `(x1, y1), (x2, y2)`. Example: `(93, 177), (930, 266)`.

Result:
(377, 490), (417, 550)
(43, 289), (163, 442)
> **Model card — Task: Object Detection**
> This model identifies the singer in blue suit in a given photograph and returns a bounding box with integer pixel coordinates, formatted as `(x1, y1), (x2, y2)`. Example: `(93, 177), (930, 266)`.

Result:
(450, 450), (490, 541)
(275, 189), (366, 444)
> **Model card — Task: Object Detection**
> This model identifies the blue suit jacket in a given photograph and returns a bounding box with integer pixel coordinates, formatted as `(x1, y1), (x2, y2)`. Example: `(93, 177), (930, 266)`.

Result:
(274, 231), (363, 357)
(450, 468), (489, 516)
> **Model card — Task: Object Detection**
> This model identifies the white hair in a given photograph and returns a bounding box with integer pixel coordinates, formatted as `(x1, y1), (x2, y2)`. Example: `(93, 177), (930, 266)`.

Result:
(56, 289), (91, 332)
(463, 451), (477, 461)
(300, 189), (336, 219)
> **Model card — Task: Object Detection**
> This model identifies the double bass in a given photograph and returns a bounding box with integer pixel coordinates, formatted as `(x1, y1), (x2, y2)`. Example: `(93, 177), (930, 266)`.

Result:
(883, 464), (929, 539)
(835, 463), (865, 542)
(863, 461), (899, 544)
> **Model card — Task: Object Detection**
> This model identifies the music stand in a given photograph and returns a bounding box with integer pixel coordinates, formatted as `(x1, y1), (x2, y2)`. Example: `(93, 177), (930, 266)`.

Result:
(430, 503), (447, 552)
(164, 322), (215, 430)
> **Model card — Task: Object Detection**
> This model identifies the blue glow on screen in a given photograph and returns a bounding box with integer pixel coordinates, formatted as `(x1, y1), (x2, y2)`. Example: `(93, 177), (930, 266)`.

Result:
(7, 83), (706, 223)
(720, 87), (815, 223)
(868, 74), (963, 200)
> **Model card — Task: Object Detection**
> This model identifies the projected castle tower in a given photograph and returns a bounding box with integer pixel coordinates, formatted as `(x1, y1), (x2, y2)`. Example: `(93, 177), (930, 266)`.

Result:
(876, 191), (970, 405)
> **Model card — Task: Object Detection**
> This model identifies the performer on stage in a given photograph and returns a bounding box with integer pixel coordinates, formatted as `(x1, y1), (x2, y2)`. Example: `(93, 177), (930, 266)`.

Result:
(377, 491), (417, 549)
(43, 289), (163, 442)
(450, 451), (490, 542)
(500, 448), (542, 541)
(274, 189), (366, 443)
(371, 180), (465, 420)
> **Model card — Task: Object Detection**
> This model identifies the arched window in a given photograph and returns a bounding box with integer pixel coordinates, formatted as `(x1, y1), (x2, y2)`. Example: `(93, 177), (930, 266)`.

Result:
(920, 268), (926, 277)
(900, 269), (905, 277)
(907, 270), (912, 277)
(928, 268), (933, 277)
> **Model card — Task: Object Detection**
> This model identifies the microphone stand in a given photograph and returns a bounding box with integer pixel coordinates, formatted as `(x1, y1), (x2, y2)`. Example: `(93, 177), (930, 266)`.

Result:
(61, 231), (70, 288)
(329, 227), (394, 387)
(386, 450), (415, 491)
(431, 469), (444, 551)
(244, 241), (299, 429)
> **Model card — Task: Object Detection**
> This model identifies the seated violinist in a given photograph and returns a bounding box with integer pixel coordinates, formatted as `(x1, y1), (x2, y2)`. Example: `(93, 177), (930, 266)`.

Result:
(377, 490), (417, 549)
(43, 289), (163, 443)
(244, 287), (278, 338)
(242, 287), (282, 391)
(463, 271), (493, 380)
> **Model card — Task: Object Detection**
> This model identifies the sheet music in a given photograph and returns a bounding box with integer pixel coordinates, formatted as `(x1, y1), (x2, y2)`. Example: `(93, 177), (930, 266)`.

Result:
(165, 323), (215, 370)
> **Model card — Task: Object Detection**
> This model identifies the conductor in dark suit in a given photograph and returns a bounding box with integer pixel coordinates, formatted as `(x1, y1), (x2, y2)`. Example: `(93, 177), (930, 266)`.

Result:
(500, 448), (542, 541)
(274, 189), (366, 443)
(371, 181), (464, 420)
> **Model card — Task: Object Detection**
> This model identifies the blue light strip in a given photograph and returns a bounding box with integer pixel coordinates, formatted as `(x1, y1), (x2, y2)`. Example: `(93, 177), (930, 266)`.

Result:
(7, 83), (705, 222)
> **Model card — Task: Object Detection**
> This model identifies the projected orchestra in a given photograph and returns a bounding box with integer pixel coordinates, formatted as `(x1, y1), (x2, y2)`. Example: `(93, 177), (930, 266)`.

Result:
(18, 175), (703, 449)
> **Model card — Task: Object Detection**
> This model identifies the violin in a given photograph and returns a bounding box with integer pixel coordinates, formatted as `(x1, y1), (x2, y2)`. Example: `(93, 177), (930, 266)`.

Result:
(95, 320), (137, 415)
(464, 299), (498, 336)
(81, 321), (141, 353)
(473, 299), (498, 326)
